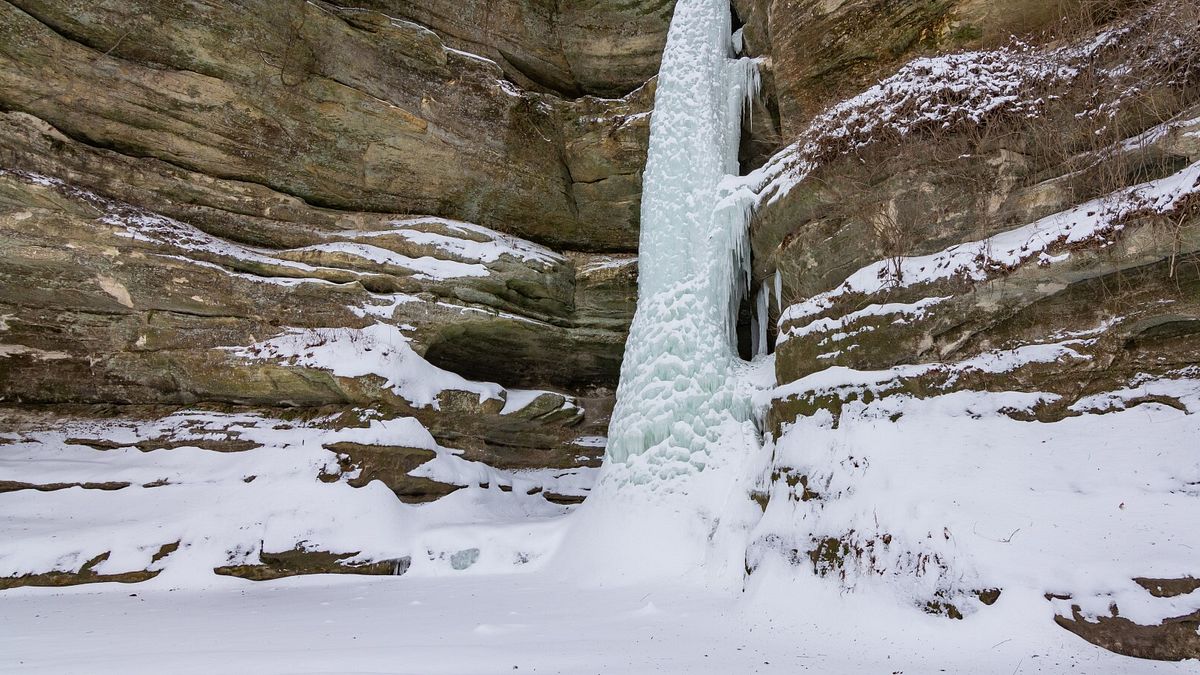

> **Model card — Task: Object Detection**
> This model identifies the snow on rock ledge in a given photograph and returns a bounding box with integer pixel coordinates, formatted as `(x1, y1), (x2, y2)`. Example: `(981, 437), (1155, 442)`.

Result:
(227, 323), (504, 411)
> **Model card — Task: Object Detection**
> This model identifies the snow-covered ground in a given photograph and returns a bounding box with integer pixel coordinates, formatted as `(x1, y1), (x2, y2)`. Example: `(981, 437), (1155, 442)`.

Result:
(2, 570), (1194, 674)
(3, 372), (1194, 672)
(0, 410), (592, 584)
(1, 382), (1196, 673)
(751, 386), (1200, 620)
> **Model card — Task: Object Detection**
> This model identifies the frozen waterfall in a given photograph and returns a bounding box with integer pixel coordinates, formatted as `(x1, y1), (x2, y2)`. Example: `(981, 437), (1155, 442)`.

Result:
(604, 0), (760, 482)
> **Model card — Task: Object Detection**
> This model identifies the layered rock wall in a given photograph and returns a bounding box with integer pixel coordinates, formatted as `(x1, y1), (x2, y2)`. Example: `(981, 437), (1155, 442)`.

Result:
(0, 0), (657, 521)
(3, 2), (1198, 660)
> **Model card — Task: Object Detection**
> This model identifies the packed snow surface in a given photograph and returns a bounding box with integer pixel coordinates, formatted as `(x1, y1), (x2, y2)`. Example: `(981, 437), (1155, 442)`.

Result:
(2, 574), (1196, 674)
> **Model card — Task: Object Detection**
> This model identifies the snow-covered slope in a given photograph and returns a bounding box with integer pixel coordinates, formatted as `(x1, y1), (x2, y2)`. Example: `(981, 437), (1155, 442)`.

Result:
(744, 1), (1200, 659)
(0, 407), (594, 586)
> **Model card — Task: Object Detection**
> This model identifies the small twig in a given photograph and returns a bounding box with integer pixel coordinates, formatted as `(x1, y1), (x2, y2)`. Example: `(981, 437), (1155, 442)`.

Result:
(971, 523), (1022, 543)
(100, 29), (133, 58)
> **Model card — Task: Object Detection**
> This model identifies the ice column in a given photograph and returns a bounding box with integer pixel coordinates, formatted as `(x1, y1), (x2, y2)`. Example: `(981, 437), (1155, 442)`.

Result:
(605, 0), (759, 480)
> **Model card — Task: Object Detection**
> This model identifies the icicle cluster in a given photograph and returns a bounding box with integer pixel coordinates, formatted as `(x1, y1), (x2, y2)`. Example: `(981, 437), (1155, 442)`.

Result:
(604, 0), (760, 480)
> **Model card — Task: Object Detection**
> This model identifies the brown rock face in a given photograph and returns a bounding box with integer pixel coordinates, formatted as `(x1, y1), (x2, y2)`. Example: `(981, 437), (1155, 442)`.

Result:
(0, 0), (651, 503)
(0, 0), (653, 251)
(760, 78), (1200, 431)
(750, 1), (1200, 659)
(215, 549), (410, 581)
(357, 0), (675, 98)
(0, 164), (624, 460)
(0, 551), (160, 590)
(1056, 601), (1200, 662)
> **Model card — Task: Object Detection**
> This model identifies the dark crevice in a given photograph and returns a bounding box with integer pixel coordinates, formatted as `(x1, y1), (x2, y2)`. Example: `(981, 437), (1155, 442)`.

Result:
(730, 3), (744, 33)
(141, 307), (255, 321)
(496, 46), (582, 98)
(423, 323), (622, 390)
(570, 173), (635, 186)
(736, 291), (755, 361)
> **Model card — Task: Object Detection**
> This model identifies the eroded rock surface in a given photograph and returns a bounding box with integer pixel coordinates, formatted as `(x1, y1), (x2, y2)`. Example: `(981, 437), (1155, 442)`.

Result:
(0, 0), (650, 251)
(734, 0), (1083, 136)
(357, 0), (675, 98)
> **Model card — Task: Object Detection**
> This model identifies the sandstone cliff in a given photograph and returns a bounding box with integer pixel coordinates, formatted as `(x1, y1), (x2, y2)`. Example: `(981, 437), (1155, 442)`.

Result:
(1, 0), (1197, 661)
(0, 0), (659, 500)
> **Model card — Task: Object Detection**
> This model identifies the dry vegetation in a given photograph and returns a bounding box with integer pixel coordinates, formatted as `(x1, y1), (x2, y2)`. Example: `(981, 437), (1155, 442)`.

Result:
(768, 0), (1200, 283)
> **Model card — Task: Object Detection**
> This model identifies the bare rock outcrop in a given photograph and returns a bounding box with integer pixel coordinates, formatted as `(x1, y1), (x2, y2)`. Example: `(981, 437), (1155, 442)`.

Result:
(0, 0), (651, 251)
(355, 0), (675, 98)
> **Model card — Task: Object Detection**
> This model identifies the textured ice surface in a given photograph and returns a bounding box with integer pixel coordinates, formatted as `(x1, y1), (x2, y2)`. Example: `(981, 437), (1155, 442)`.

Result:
(551, 0), (767, 587)
(604, 0), (759, 481)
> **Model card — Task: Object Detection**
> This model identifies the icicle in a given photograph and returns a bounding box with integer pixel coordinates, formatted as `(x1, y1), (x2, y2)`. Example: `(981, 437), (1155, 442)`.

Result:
(754, 280), (769, 357)
(750, 308), (761, 360)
